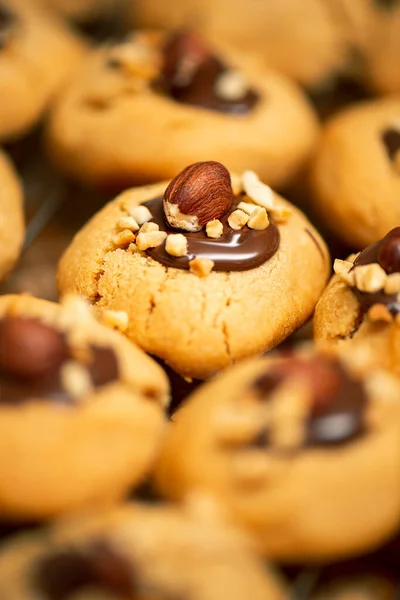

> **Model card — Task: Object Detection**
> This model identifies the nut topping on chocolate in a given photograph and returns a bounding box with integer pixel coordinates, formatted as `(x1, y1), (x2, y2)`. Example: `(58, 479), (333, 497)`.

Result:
(163, 161), (233, 232)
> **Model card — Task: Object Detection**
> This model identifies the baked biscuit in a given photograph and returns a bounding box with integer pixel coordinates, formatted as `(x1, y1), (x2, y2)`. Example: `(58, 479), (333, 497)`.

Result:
(57, 163), (330, 380)
(46, 30), (319, 189)
(0, 294), (168, 520)
(0, 149), (24, 281)
(0, 0), (86, 142)
(310, 97), (400, 249)
(0, 501), (287, 600)
(154, 350), (400, 561)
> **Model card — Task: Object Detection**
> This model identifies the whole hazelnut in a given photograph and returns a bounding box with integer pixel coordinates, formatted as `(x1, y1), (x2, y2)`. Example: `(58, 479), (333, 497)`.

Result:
(377, 227), (400, 274)
(163, 161), (233, 232)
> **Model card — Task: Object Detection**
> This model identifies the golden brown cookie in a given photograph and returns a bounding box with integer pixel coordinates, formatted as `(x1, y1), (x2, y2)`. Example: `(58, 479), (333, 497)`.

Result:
(0, 149), (24, 281)
(57, 163), (330, 380)
(314, 228), (400, 376)
(0, 0), (86, 142)
(310, 97), (400, 249)
(0, 500), (287, 600)
(42, 0), (114, 21)
(0, 294), (168, 520)
(46, 30), (318, 189)
(154, 350), (400, 562)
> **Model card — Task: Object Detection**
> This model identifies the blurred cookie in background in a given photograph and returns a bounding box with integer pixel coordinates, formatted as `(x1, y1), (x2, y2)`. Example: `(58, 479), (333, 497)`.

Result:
(0, 149), (24, 282)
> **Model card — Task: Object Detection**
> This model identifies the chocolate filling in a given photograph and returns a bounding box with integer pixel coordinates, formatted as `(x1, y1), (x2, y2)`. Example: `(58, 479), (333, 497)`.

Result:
(381, 128), (400, 161)
(35, 542), (133, 599)
(0, 316), (119, 405)
(144, 195), (280, 271)
(252, 357), (367, 447)
(0, 3), (15, 49)
(352, 228), (400, 316)
(155, 31), (259, 115)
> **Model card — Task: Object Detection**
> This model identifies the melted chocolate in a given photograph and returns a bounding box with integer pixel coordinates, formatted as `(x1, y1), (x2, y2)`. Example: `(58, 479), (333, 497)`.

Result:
(35, 542), (133, 599)
(0, 4), (15, 49)
(0, 316), (120, 405)
(253, 358), (367, 447)
(155, 31), (259, 115)
(144, 196), (280, 271)
(382, 128), (400, 161)
(352, 229), (400, 315)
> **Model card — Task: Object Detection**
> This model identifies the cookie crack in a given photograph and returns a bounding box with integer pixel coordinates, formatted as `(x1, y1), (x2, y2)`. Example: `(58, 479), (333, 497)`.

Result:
(145, 266), (169, 332)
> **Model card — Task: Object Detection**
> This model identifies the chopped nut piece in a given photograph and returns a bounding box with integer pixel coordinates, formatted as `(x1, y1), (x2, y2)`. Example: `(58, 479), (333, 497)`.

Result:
(367, 304), (393, 323)
(113, 229), (136, 248)
(206, 219), (223, 238)
(237, 201), (257, 215)
(384, 273), (400, 295)
(165, 233), (188, 257)
(214, 69), (248, 101)
(334, 259), (356, 287)
(248, 207), (269, 230)
(102, 310), (129, 332)
(270, 204), (292, 223)
(117, 216), (139, 232)
(228, 209), (249, 230)
(354, 263), (387, 293)
(242, 170), (275, 210)
(136, 230), (167, 251)
(140, 221), (159, 233)
(129, 205), (153, 225)
(61, 361), (93, 399)
(189, 257), (215, 277)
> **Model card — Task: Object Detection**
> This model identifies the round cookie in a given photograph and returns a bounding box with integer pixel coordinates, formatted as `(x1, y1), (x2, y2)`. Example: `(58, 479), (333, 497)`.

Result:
(154, 350), (400, 562)
(42, 0), (114, 21)
(57, 163), (330, 380)
(0, 501), (287, 600)
(0, 0), (86, 142)
(0, 293), (168, 520)
(0, 149), (24, 281)
(45, 30), (319, 189)
(310, 97), (400, 249)
(314, 228), (400, 376)
(131, 0), (360, 88)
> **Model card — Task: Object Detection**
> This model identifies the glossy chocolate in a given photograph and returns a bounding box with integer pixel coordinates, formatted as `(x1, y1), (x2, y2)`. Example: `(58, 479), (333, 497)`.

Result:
(35, 542), (133, 599)
(144, 196), (280, 271)
(353, 228), (400, 315)
(0, 4), (15, 50)
(382, 128), (400, 161)
(253, 358), (367, 447)
(0, 316), (119, 405)
(156, 31), (259, 115)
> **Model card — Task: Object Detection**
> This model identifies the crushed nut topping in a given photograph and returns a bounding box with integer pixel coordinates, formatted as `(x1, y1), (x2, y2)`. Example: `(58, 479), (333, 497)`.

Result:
(241, 170), (275, 210)
(136, 230), (167, 251)
(228, 209), (249, 230)
(117, 216), (139, 232)
(140, 221), (159, 233)
(206, 219), (223, 238)
(248, 207), (269, 230)
(354, 263), (387, 293)
(113, 229), (136, 248)
(102, 310), (129, 332)
(189, 257), (215, 277)
(61, 361), (93, 399)
(165, 233), (188, 257)
(129, 205), (153, 225)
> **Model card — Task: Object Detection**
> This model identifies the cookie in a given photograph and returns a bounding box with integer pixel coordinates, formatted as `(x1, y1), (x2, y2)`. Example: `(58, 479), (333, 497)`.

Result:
(310, 97), (400, 249)
(0, 294), (168, 520)
(42, 0), (113, 21)
(154, 350), (400, 561)
(0, 149), (24, 281)
(45, 30), (319, 189)
(57, 163), (330, 380)
(314, 228), (400, 376)
(0, 0), (86, 142)
(0, 500), (287, 600)
(132, 0), (364, 88)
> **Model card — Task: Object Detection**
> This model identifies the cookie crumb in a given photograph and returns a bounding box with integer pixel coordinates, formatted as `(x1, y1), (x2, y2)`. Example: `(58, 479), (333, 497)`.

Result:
(384, 272), (400, 295)
(136, 230), (167, 251)
(129, 205), (153, 225)
(248, 207), (269, 230)
(334, 259), (356, 286)
(242, 170), (275, 210)
(214, 69), (248, 101)
(367, 303), (393, 323)
(354, 263), (387, 293)
(189, 257), (214, 277)
(140, 221), (159, 233)
(165, 233), (188, 257)
(61, 361), (93, 399)
(228, 209), (249, 230)
(206, 219), (223, 238)
(113, 229), (136, 248)
(102, 310), (129, 332)
(117, 216), (139, 232)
